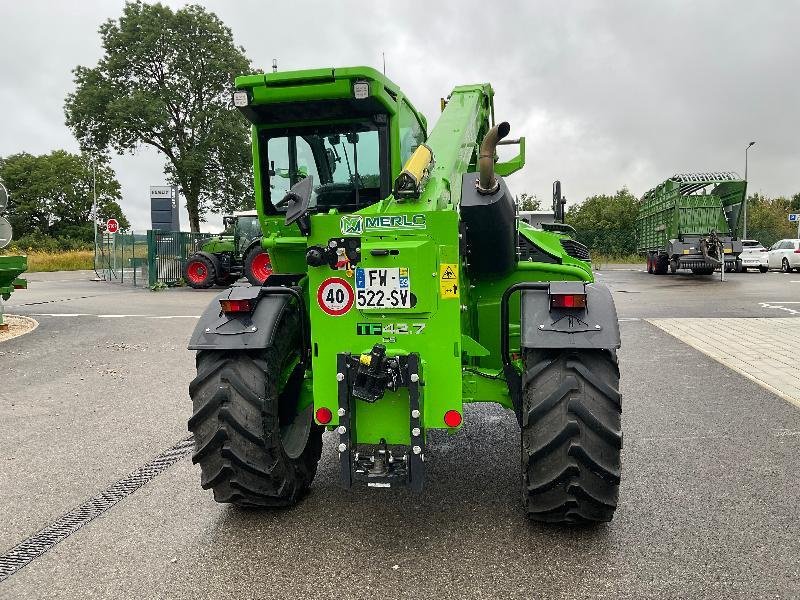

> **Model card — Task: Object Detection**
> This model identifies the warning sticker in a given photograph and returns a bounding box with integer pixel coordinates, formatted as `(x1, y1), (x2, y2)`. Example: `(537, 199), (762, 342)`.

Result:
(439, 263), (459, 298)
(317, 277), (355, 316)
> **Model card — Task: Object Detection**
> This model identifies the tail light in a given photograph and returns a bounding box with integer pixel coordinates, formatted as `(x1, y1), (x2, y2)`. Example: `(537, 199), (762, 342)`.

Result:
(794, 249), (800, 254)
(550, 293), (587, 309)
(219, 298), (254, 314)
(315, 407), (332, 425)
(444, 410), (462, 428)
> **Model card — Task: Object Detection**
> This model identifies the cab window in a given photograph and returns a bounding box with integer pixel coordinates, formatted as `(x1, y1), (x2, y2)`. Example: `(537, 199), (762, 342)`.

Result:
(399, 100), (426, 164)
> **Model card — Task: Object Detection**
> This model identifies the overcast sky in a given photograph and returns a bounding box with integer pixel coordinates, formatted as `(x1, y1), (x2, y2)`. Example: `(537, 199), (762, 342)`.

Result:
(1, 1), (798, 232)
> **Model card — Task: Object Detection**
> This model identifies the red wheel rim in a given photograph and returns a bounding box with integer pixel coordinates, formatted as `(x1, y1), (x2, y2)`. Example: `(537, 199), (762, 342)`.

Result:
(251, 252), (272, 283)
(186, 261), (208, 284)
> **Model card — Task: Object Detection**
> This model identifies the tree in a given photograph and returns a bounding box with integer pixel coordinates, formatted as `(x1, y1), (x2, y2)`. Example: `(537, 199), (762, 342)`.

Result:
(64, 2), (254, 232)
(565, 188), (639, 255)
(0, 151), (127, 241)
(516, 193), (541, 211)
(790, 192), (800, 212)
(744, 193), (796, 245)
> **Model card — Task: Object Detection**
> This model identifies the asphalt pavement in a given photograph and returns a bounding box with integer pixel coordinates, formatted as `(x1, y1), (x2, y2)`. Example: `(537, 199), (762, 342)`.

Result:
(0, 267), (798, 599)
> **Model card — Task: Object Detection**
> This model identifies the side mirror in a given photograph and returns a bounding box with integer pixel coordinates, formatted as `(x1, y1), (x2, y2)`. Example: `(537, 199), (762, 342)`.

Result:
(277, 176), (314, 235)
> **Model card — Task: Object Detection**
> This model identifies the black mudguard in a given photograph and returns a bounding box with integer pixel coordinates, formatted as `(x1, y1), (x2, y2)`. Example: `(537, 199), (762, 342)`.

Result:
(520, 282), (621, 350)
(187, 286), (293, 351)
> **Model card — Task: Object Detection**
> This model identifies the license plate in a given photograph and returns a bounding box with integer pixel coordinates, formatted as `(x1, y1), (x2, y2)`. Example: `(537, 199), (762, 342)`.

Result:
(355, 267), (411, 309)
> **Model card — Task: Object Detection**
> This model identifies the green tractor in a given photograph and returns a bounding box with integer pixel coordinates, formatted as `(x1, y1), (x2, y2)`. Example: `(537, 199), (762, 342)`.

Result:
(183, 211), (272, 288)
(188, 67), (622, 523)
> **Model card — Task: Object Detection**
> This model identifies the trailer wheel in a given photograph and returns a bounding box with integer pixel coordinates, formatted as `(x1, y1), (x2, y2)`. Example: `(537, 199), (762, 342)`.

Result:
(521, 349), (621, 524)
(184, 255), (216, 289)
(188, 310), (322, 507)
(669, 258), (678, 274)
(244, 245), (273, 286)
(646, 254), (654, 274)
(653, 254), (669, 275)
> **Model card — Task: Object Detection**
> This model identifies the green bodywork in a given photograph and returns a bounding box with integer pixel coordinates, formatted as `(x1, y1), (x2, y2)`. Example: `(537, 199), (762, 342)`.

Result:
(637, 173), (747, 253)
(198, 214), (262, 257)
(235, 66), (593, 444)
(0, 255), (27, 325)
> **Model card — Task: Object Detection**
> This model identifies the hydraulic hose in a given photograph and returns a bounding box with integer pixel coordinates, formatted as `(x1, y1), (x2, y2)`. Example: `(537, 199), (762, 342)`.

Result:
(477, 121), (510, 194)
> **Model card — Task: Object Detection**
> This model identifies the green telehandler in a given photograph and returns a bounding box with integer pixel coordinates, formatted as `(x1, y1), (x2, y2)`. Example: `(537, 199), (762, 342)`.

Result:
(188, 67), (622, 523)
(183, 211), (272, 288)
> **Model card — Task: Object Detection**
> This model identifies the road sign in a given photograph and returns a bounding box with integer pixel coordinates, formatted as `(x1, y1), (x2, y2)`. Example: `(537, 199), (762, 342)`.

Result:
(789, 214), (799, 222)
(317, 277), (354, 316)
(106, 218), (119, 234)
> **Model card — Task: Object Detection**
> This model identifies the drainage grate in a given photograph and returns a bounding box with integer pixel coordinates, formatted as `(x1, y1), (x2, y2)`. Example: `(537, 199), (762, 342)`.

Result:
(0, 435), (194, 582)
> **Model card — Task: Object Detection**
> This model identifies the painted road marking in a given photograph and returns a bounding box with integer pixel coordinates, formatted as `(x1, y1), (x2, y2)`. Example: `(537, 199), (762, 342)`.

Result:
(759, 302), (800, 315)
(648, 317), (800, 409)
(30, 313), (200, 319)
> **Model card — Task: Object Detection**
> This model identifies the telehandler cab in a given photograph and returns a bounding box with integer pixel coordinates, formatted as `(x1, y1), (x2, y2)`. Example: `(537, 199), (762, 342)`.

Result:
(188, 67), (622, 523)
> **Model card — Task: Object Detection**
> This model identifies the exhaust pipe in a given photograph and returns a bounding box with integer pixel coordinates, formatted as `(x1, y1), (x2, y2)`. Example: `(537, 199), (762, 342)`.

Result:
(477, 121), (510, 195)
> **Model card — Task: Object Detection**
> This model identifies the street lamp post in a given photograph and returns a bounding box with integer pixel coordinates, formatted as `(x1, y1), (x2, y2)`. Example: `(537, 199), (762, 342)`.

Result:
(743, 141), (756, 239)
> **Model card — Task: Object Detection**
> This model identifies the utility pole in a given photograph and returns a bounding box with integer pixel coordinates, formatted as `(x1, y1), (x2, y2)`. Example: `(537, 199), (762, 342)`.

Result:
(743, 141), (756, 239)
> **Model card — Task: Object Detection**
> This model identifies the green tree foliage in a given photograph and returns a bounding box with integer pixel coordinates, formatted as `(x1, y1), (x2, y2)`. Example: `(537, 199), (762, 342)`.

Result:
(0, 151), (127, 242)
(64, 1), (254, 232)
(790, 192), (800, 212)
(744, 193), (798, 244)
(565, 188), (639, 255)
(517, 193), (541, 211)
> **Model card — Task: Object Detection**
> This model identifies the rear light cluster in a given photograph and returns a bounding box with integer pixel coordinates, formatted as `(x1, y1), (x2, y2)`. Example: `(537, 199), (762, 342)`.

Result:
(794, 249), (800, 254)
(219, 298), (254, 314)
(550, 293), (587, 309)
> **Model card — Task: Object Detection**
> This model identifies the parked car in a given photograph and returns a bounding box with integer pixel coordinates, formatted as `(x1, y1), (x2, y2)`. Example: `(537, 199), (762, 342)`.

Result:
(767, 239), (800, 272)
(739, 239), (768, 272)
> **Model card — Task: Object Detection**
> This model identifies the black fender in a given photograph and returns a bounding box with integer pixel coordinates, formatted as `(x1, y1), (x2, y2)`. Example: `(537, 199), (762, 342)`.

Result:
(519, 281), (621, 350)
(187, 286), (308, 361)
(242, 237), (263, 257)
(500, 280), (620, 425)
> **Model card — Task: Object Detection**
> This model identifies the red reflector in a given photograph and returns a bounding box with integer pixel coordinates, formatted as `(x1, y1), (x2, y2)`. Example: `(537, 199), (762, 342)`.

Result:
(315, 407), (332, 425)
(550, 294), (587, 309)
(444, 410), (462, 428)
(219, 299), (253, 313)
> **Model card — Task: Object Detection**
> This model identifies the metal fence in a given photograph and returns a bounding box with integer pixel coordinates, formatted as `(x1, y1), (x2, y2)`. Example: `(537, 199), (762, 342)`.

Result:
(146, 230), (208, 287)
(94, 232), (149, 286)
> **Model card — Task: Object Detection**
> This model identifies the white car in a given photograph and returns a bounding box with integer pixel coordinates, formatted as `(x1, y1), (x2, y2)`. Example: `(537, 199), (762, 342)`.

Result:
(738, 239), (768, 272)
(767, 239), (800, 272)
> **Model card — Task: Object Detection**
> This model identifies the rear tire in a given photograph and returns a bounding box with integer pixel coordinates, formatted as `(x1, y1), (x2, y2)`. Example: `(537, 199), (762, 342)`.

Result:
(244, 244), (272, 286)
(521, 349), (622, 524)
(781, 258), (791, 273)
(184, 255), (216, 289)
(188, 310), (322, 507)
(759, 266), (768, 273)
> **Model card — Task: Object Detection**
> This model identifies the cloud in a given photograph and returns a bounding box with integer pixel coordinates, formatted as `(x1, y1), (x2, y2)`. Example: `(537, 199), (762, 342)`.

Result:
(1, 0), (797, 230)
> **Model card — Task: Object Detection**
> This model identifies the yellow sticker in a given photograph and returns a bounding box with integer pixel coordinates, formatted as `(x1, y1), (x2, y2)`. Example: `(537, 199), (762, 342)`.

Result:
(439, 263), (459, 298)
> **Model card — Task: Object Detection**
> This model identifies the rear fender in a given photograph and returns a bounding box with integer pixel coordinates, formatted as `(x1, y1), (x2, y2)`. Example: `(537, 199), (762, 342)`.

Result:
(188, 286), (306, 356)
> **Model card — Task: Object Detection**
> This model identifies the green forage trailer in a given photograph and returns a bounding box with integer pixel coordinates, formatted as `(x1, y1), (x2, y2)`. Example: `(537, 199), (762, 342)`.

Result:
(637, 172), (746, 275)
(187, 67), (622, 523)
(0, 183), (27, 326)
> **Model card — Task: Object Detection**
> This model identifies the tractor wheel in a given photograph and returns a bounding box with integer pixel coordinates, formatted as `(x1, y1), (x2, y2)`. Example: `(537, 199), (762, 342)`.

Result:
(188, 309), (322, 507)
(184, 255), (216, 289)
(759, 266), (768, 273)
(244, 245), (273, 286)
(521, 349), (621, 524)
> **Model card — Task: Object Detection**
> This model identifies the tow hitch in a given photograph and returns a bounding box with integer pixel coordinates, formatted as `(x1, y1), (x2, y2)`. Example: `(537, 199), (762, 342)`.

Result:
(336, 351), (425, 491)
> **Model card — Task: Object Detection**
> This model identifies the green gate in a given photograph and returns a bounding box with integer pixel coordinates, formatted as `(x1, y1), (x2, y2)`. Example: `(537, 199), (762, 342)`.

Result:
(146, 230), (208, 287)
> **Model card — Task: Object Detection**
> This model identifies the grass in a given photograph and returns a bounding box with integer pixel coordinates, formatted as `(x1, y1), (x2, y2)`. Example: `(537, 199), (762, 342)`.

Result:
(592, 253), (641, 268)
(10, 250), (95, 272)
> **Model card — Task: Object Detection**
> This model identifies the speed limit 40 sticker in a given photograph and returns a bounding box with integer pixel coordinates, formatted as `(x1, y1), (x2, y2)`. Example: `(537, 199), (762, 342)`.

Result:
(317, 277), (355, 316)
